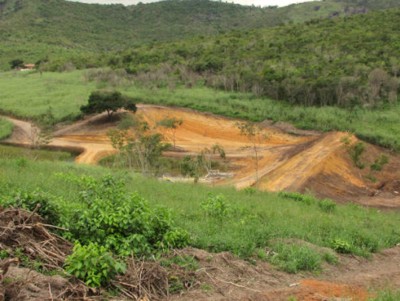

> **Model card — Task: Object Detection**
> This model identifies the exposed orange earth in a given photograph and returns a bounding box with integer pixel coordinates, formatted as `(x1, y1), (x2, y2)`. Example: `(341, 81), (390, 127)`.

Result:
(3, 104), (400, 208)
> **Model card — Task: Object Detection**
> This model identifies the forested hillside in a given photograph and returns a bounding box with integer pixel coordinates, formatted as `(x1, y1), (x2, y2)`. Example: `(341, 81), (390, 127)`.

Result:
(1, 0), (400, 69)
(103, 8), (399, 108)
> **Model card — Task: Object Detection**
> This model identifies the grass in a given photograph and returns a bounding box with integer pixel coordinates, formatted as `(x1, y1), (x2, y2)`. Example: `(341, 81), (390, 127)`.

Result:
(0, 70), (96, 122)
(1, 70), (399, 151)
(0, 144), (74, 161)
(0, 117), (13, 140)
(371, 290), (400, 301)
(0, 157), (399, 266)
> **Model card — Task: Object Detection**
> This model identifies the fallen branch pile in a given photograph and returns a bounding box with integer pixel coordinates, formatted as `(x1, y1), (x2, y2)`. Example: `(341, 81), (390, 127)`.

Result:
(0, 207), (72, 270)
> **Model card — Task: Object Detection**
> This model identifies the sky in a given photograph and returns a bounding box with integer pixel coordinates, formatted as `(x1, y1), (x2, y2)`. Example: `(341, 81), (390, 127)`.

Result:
(68, 0), (319, 8)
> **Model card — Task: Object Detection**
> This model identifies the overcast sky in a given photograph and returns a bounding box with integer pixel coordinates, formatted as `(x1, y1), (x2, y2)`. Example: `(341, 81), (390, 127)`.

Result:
(68, 0), (319, 8)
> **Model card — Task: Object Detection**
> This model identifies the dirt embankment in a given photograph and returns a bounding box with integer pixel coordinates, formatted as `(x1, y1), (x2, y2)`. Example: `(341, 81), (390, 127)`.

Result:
(2, 105), (400, 208)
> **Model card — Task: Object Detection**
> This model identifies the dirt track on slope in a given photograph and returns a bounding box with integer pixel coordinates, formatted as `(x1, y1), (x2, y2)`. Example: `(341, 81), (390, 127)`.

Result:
(2, 104), (400, 207)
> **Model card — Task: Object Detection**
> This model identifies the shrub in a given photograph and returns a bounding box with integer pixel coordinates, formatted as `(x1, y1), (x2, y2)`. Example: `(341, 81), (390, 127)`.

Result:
(65, 243), (126, 287)
(201, 194), (231, 218)
(62, 175), (190, 257)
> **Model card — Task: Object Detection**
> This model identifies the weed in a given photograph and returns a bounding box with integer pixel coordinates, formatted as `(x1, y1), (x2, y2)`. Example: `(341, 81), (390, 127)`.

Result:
(269, 243), (322, 273)
(0, 250), (9, 259)
(331, 238), (353, 254)
(349, 142), (365, 169)
(365, 173), (378, 183)
(322, 252), (338, 265)
(255, 248), (268, 261)
(370, 290), (400, 301)
(243, 187), (257, 195)
(318, 199), (337, 213)
(200, 283), (213, 292)
(1, 190), (60, 225)
(278, 191), (315, 205)
(160, 255), (199, 271)
(370, 154), (389, 171)
(201, 194), (231, 219)
(168, 275), (185, 294)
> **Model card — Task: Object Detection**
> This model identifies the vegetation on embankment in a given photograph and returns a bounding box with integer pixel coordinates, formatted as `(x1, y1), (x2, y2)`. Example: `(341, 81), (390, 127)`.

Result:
(1, 70), (400, 151)
(0, 117), (13, 140)
(1, 156), (399, 275)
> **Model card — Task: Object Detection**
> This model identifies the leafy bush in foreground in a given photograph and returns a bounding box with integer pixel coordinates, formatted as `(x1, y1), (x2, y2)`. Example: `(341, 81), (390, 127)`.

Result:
(65, 242), (126, 287)
(61, 174), (190, 257)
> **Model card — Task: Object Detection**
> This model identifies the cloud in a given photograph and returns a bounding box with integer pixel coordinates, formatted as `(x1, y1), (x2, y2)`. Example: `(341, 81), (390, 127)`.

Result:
(67, 0), (319, 8)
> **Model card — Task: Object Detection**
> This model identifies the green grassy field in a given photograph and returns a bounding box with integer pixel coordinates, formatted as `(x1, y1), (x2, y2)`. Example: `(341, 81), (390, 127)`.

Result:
(0, 70), (97, 121)
(1, 70), (399, 151)
(1, 156), (399, 266)
(0, 117), (13, 140)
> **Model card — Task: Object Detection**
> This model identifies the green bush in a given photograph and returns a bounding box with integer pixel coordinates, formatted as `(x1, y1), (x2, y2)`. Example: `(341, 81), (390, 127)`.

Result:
(65, 242), (126, 287)
(201, 194), (231, 219)
(63, 175), (190, 257)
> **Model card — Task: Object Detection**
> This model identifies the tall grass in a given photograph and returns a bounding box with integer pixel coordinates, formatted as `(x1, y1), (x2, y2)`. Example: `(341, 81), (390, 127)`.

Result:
(1, 158), (399, 261)
(1, 70), (400, 150)
(0, 118), (13, 140)
(0, 145), (73, 161)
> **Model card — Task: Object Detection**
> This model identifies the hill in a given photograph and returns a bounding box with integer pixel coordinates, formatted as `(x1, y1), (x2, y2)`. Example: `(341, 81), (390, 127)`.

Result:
(109, 8), (400, 109)
(1, 0), (400, 69)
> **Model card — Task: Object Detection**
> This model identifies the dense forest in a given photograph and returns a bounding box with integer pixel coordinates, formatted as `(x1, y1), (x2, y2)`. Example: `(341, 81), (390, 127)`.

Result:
(106, 8), (400, 107)
(1, 0), (400, 69)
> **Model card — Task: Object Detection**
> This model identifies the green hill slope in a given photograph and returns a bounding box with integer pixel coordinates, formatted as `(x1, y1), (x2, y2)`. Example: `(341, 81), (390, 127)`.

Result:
(1, 0), (400, 69)
(111, 8), (400, 108)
